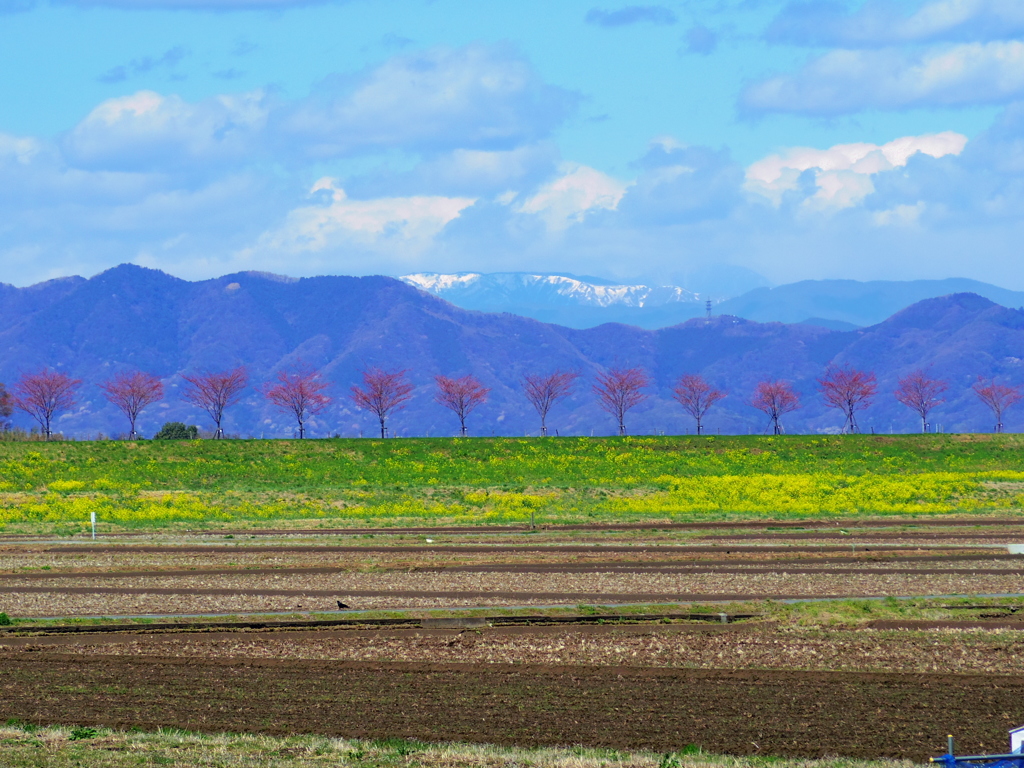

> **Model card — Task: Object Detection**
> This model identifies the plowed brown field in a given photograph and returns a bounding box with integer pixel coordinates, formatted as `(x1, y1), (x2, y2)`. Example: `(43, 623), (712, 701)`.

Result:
(3, 521), (1024, 759)
(0, 653), (1020, 760)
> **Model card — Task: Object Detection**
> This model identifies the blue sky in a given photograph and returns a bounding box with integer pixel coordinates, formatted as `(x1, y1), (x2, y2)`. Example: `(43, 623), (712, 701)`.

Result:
(2, 0), (1024, 291)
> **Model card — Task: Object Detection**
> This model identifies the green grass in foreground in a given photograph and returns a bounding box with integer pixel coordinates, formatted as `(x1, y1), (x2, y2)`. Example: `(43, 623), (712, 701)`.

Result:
(2, 434), (1024, 531)
(0, 723), (911, 768)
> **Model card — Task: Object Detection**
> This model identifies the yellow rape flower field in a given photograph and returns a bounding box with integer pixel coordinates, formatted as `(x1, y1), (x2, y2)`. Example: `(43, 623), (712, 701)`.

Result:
(0, 434), (1023, 532)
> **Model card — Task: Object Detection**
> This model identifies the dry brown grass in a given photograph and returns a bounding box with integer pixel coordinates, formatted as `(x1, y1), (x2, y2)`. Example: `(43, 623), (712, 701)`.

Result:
(0, 723), (917, 768)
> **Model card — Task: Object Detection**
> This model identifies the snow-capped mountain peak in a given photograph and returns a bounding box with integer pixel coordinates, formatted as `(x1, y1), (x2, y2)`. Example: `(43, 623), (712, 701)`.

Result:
(399, 272), (700, 310)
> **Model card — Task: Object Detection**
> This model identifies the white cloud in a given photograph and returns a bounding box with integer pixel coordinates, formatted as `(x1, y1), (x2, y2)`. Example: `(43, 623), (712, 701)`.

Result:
(613, 141), (743, 225)
(427, 145), (553, 189)
(743, 41), (1024, 115)
(516, 164), (628, 229)
(347, 142), (559, 199)
(0, 133), (43, 164)
(54, 45), (571, 179)
(9, 31), (1024, 296)
(0, 128), (162, 209)
(0, 120), (280, 284)
(745, 131), (968, 209)
(62, 90), (268, 172)
(279, 45), (577, 158)
(0, 44), (581, 285)
(249, 177), (475, 254)
(873, 202), (927, 227)
(767, 0), (1024, 47)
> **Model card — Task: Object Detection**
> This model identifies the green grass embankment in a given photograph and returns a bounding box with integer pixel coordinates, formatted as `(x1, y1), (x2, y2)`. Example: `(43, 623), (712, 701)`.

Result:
(0, 435), (1022, 530)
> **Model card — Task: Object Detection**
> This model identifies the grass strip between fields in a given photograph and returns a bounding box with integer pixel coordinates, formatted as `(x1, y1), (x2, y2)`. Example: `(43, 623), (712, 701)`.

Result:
(0, 722), (917, 768)
(4, 594), (1024, 630)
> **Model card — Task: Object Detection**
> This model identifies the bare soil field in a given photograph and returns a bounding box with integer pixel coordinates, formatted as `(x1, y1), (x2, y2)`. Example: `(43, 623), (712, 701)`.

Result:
(3, 570), (1024, 616)
(4, 621), (1023, 675)
(3, 521), (1024, 759)
(0, 652), (1020, 760)
(0, 525), (1022, 616)
(3, 529), (1017, 572)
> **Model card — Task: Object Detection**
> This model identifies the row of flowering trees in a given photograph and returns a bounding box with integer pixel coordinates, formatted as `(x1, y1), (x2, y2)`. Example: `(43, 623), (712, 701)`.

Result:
(0, 366), (625, 439)
(0, 363), (1020, 439)
(696, 368), (1021, 435)
(0, 366), (477, 440)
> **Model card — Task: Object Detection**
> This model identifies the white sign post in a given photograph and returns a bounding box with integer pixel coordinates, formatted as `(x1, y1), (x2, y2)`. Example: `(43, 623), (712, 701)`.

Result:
(1011, 725), (1024, 753)
(90, 512), (96, 541)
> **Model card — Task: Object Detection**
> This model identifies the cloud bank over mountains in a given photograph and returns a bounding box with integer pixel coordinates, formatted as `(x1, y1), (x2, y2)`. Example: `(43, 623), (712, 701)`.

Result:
(744, 131), (967, 210)
(3, 1), (1024, 291)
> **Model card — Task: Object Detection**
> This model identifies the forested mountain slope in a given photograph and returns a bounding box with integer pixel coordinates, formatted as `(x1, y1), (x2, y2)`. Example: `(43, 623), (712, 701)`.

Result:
(0, 265), (1019, 437)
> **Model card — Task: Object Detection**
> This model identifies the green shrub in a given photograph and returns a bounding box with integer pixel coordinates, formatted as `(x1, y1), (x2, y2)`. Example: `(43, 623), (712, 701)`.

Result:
(372, 738), (424, 756)
(154, 422), (199, 440)
(0, 612), (11, 626)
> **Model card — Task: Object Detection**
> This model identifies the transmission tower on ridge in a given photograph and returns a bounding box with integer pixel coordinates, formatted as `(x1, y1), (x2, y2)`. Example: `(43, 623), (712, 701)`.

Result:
(705, 299), (712, 324)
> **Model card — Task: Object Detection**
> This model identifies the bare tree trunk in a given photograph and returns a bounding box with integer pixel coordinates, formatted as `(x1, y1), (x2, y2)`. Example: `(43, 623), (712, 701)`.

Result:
(846, 411), (858, 434)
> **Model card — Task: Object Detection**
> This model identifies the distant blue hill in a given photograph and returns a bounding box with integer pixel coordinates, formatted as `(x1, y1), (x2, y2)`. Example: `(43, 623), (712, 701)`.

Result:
(1, 265), (1022, 436)
(717, 278), (1024, 328)
(399, 272), (1024, 330)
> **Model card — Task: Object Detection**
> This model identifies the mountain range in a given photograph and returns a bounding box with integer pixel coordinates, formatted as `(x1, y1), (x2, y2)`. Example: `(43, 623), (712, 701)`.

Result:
(402, 272), (1024, 331)
(716, 278), (1024, 330)
(398, 272), (705, 329)
(1, 264), (1023, 438)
